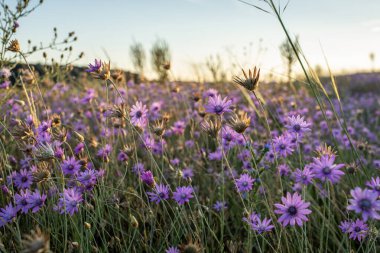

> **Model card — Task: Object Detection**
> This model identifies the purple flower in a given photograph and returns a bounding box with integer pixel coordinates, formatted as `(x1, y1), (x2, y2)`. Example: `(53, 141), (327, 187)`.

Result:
(61, 157), (81, 176)
(56, 188), (83, 216)
(140, 170), (155, 187)
(14, 169), (33, 189)
(86, 59), (102, 73)
(274, 192), (312, 227)
(250, 217), (275, 234)
(0, 204), (17, 227)
(286, 115), (311, 136)
(277, 164), (291, 177)
(366, 177), (380, 196)
(97, 144), (112, 160)
(182, 167), (194, 180)
(235, 174), (254, 193)
(130, 101), (148, 128)
(27, 190), (47, 213)
(213, 201), (228, 212)
(74, 142), (85, 155)
(293, 166), (314, 185)
(204, 95), (232, 115)
(273, 134), (294, 158)
(348, 219), (368, 241)
(173, 186), (194, 205)
(14, 189), (31, 214)
(166, 246), (180, 253)
(77, 169), (98, 187)
(347, 187), (380, 221)
(171, 120), (186, 135)
(339, 220), (352, 233)
(312, 155), (345, 184)
(147, 184), (170, 204)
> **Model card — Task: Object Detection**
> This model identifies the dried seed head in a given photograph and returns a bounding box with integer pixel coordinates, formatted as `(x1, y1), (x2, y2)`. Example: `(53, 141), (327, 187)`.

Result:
(106, 104), (127, 119)
(21, 226), (51, 253)
(33, 165), (51, 184)
(315, 143), (336, 158)
(20, 69), (36, 85)
(34, 143), (55, 161)
(233, 66), (260, 92)
(111, 69), (124, 83)
(151, 119), (166, 137)
(227, 112), (251, 134)
(50, 114), (61, 128)
(7, 39), (21, 52)
(200, 116), (221, 138)
(162, 112), (171, 123)
(123, 144), (134, 157)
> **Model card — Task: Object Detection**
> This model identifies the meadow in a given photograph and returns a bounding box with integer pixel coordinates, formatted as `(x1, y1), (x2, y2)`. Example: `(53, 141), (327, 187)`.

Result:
(0, 1), (379, 252)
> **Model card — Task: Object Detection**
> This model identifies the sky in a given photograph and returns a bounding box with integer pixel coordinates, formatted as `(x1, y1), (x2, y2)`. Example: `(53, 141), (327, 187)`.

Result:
(14, 0), (380, 81)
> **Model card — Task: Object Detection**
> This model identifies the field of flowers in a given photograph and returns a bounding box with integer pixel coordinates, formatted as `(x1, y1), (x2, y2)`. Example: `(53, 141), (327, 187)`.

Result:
(0, 1), (380, 253)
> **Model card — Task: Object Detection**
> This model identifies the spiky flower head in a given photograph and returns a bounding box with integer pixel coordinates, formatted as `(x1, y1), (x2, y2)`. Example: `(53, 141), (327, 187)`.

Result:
(87, 60), (111, 80)
(151, 119), (166, 137)
(233, 66), (260, 92)
(21, 226), (51, 253)
(227, 111), (251, 134)
(7, 39), (21, 52)
(315, 143), (336, 158)
(200, 116), (221, 138)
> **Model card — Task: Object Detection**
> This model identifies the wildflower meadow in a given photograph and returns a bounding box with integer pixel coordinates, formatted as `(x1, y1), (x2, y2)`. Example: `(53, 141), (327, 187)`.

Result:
(0, 0), (379, 252)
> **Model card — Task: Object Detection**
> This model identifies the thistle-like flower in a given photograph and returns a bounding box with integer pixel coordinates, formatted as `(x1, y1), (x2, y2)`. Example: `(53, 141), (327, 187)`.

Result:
(21, 226), (51, 253)
(33, 142), (55, 161)
(233, 66), (260, 92)
(315, 143), (336, 158)
(200, 116), (221, 137)
(227, 111), (251, 133)
(87, 60), (111, 80)
(151, 119), (166, 137)
(7, 39), (21, 52)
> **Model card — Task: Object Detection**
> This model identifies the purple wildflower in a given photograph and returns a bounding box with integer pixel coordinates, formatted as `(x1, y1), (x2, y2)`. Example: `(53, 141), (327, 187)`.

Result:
(173, 186), (194, 205)
(274, 192), (312, 227)
(56, 188), (83, 216)
(273, 134), (294, 158)
(14, 169), (33, 189)
(278, 164), (291, 177)
(293, 166), (314, 185)
(27, 190), (47, 213)
(61, 156), (81, 176)
(130, 101), (148, 128)
(339, 220), (352, 233)
(348, 219), (368, 241)
(213, 201), (228, 212)
(286, 115), (311, 136)
(86, 59), (102, 73)
(166, 246), (180, 253)
(347, 187), (380, 221)
(312, 155), (345, 184)
(0, 204), (17, 227)
(204, 95), (232, 115)
(366, 177), (380, 196)
(97, 144), (112, 161)
(14, 189), (31, 214)
(250, 217), (275, 234)
(235, 174), (254, 193)
(147, 184), (170, 204)
(77, 169), (98, 187)
(140, 170), (155, 187)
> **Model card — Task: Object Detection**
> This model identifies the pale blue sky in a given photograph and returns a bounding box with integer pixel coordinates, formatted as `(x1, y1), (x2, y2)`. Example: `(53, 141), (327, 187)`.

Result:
(14, 0), (380, 80)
